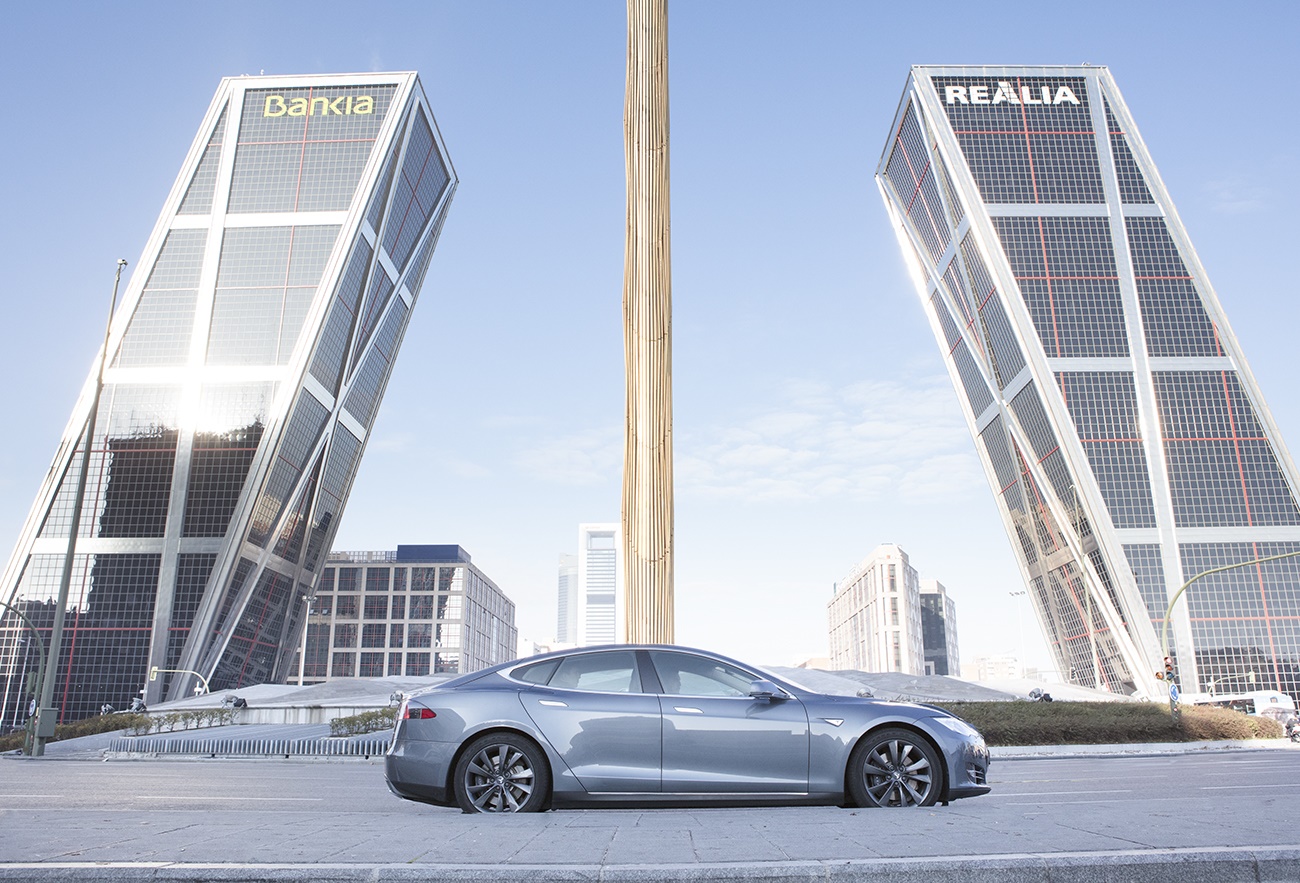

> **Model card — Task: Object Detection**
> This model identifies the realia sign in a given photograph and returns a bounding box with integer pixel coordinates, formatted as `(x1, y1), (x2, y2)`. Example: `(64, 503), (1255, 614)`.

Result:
(943, 82), (1081, 106)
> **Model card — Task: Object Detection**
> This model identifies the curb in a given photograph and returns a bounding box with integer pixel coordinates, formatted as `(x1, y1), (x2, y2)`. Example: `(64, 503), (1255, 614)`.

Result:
(992, 737), (1300, 759)
(2, 846), (1299, 882)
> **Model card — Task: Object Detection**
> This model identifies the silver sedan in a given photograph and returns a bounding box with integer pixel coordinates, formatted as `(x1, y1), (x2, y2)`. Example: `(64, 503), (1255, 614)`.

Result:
(385, 644), (990, 812)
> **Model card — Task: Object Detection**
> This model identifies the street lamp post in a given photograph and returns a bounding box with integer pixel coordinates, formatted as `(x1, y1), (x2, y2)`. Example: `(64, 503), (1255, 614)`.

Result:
(1207, 671), (1256, 696)
(1067, 485), (1101, 691)
(1159, 548), (1300, 722)
(1009, 590), (1026, 676)
(33, 259), (127, 757)
(149, 667), (210, 696)
(0, 601), (48, 756)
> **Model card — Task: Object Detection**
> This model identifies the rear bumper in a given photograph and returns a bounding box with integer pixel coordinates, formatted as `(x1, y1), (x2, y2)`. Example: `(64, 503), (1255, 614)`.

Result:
(384, 739), (458, 806)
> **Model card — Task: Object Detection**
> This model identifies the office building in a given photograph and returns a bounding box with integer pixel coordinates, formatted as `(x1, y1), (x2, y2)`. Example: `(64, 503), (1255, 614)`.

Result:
(969, 655), (1023, 682)
(877, 66), (1300, 698)
(573, 523), (624, 645)
(828, 544), (924, 674)
(0, 73), (457, 724)
(919, 579), (960, 677)
(290, 545), (516, 683)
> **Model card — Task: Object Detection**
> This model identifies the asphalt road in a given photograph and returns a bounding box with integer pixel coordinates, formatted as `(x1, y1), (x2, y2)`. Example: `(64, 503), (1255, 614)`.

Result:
(1, 750), (1298, 880)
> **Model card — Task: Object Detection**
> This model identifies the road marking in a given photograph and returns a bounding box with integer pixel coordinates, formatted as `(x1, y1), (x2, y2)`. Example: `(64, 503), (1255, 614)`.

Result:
(1201, 783), (1300, 790)
(133, 796), (323, 801)
(988, 789), (1132, 797)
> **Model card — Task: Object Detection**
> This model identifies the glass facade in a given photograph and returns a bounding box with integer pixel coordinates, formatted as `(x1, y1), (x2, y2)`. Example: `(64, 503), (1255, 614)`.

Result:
(877, 66), (1300, 700)
(290, 545), (517, 682)
(0, 73), (457, 725)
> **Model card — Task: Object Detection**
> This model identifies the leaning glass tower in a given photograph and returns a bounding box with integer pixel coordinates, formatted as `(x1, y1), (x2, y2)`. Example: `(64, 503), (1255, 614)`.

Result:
(0, 72), (456, 722)
(877, 66), (1300, 700)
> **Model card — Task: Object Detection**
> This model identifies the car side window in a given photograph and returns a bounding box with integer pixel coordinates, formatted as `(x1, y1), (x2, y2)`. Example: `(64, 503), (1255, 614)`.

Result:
(649, 651), (755, 698)
(549, 651), (638, 693)
(512, 659), (560, 685)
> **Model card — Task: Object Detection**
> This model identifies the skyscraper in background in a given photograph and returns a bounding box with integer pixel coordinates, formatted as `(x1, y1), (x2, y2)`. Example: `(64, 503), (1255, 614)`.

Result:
(919, 579), (959, 677)
(576, 523), (623, 645)
(555, 553), (578, 643)
(828, 544), (924, 674)
(877, 65), (1300, 699)
(0, 72), (457, 723)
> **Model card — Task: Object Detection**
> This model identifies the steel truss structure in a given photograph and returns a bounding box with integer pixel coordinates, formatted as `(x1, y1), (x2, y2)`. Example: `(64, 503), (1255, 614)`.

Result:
(0, 72), (457, 722)
(877, 66), (1300, 699)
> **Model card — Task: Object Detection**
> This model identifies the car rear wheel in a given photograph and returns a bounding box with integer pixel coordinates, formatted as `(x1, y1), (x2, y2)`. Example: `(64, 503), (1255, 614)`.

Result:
(848, 728), (941, 808)
(453, 732), (550, 813)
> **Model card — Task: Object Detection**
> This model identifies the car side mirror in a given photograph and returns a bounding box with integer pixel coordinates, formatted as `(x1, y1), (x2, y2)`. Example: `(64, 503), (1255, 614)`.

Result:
(749, 679), (788, 701)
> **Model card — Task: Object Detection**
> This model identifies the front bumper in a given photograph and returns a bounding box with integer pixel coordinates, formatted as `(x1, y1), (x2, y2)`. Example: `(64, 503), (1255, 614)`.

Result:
(946, 737), (991, 801)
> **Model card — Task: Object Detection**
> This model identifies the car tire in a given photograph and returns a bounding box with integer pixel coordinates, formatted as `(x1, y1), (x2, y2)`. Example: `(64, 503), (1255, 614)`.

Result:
(453, 732), (551, 813)
(847, 727), (942, 808)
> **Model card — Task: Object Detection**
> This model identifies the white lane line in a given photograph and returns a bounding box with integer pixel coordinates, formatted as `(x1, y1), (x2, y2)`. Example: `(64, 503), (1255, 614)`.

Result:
(988, 789), (1132, 797)
(1201, 783), (1300, 790)
(132, 796), (324, 801)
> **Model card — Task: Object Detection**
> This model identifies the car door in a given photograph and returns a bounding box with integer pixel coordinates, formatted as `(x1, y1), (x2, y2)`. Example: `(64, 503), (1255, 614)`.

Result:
(521, 649), (662, 793)
(648, 650), (810, 793)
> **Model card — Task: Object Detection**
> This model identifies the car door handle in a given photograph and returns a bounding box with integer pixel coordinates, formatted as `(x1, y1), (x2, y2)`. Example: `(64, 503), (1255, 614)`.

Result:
(673, 706), (703, 714)
(538, 699), (568, 708)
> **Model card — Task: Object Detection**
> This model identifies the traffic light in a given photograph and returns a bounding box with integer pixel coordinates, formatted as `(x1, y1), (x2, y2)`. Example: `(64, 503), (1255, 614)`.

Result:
(1164, 656), (1174, 680)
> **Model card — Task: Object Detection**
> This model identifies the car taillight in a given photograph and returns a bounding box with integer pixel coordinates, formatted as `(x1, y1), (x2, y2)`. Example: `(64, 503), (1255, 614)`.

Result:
(404, 705), (436, 720)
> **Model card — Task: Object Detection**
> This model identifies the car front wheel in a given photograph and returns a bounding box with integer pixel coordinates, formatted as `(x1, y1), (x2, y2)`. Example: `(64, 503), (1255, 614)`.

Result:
(847, 728), (941, 808)
(453, 732), (550, 813)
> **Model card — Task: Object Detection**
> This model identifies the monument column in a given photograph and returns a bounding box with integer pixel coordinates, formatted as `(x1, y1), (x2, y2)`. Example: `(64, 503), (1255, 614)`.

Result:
(622, 0), (674, 643)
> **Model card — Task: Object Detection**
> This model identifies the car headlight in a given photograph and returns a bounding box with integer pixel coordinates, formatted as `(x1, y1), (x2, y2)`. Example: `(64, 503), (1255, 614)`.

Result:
(930, 716), (981, 739)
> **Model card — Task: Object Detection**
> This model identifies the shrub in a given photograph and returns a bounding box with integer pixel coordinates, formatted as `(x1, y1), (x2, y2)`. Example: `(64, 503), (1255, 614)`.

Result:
(0, 711), (150, 753)
(933, 700), (1283, 745)
(0, 706), (243, 751)
(329, 707), (397, 737)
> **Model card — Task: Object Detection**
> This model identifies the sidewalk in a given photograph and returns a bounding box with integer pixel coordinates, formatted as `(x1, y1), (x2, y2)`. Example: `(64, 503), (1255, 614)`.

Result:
(3, 740), (1300, 881)
(3, 847), (1300, 883)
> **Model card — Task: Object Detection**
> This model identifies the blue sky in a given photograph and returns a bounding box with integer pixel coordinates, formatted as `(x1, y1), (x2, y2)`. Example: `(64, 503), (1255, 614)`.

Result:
(2, 2), (1298, 674)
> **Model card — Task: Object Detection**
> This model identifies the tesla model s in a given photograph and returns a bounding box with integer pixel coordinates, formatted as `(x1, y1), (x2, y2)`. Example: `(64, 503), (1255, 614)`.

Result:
(385, 644), (990, 812)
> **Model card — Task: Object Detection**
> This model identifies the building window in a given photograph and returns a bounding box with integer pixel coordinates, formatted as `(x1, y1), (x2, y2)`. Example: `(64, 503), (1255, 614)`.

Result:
(362, 623), (385, 648)
(406, 652), (430, 676)
(337, 567), (359, 592)
(435, 622), (461, 648)
(391, 595), (405, 619)
(335, 594), (358, 619)
(409, 594), (433, 619)
(331, 652), (355, 677)
(365, 568), (390, 592)
(388, 652), (403, 676)
(436, 593), (461, 620)
(334, 623), (357, 648)
(363, 595), (388, 620)
(389, 623), (404, 648)
(359, 652), (384, 677)
(408, 623), (432, 648)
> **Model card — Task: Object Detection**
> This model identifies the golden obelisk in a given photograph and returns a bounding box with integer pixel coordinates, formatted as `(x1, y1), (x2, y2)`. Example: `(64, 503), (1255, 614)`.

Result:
(622, 0), (674, 643)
